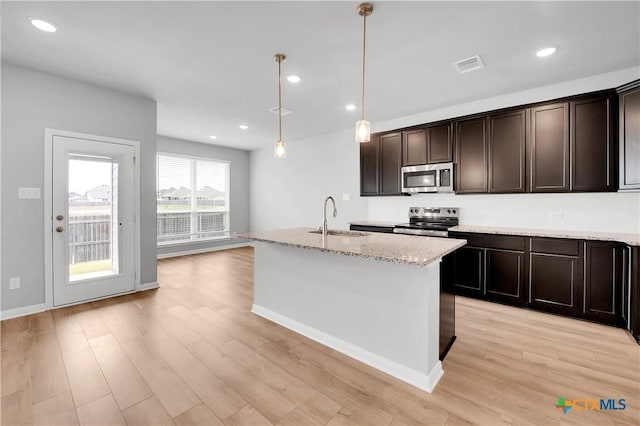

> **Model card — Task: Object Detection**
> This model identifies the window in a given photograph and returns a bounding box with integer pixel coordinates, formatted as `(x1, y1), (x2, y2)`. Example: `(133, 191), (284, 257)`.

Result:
(156, 153), (230, 245)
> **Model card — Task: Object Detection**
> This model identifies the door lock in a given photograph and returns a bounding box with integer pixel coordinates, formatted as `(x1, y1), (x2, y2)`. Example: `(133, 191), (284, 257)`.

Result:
(56, 226), (64, 233)
(56, 215), (64, 221)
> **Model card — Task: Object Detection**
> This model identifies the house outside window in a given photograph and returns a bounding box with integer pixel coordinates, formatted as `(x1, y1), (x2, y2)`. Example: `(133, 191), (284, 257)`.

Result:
(156, 153), (230, 245)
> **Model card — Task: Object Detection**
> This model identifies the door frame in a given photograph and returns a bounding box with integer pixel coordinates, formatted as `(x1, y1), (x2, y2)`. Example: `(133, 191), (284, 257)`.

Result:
(44, 128), (141, 309)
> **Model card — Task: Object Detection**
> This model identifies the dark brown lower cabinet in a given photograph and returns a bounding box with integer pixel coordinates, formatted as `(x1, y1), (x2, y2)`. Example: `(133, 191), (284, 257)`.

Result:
(529, 252), (583, 316)
(440, 253), (456, 360)
(448, 233), (629, 329)
(629, 246), (640, 343)
(451, 246), (484, 296)
(485, 249), (525, 305)
(584, 241), (624, 325)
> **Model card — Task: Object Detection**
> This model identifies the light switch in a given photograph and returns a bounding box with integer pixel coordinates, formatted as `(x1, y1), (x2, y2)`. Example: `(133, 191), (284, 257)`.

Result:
(342, 193), (351, 201)
(18, 188), (41, 199)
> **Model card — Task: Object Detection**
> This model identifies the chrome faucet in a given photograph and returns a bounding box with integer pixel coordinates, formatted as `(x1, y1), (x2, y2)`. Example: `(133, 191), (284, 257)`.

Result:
(323, 196), (337, 237)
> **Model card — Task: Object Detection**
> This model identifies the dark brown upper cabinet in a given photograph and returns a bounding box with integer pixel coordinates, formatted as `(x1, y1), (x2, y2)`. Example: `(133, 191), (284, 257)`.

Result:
(359, 134), (379, 196)
(360, 132), (403, 196)
(618, 80), (640, 190)
(529, 102), (570, 192)
(402, 129), (427, 166)
(427, 123), (453, 164)
(379, 132), (403, 195)
(571, 95), (616, 192)
(402, 123), (453, 166)
(455, 117), (488, 193)
(488, 109), (527, 193)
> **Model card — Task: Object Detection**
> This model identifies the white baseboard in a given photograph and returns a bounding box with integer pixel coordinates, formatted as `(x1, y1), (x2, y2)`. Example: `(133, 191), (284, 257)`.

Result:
(157, 242), (253, 259)
(1, 282), (160, 321)
(252, 304), (444, 393)
(137, 281), (159, 291)
(0, 303), (47, 321)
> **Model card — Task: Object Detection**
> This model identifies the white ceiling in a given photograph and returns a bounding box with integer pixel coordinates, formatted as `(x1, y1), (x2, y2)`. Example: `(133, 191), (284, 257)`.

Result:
(2, 1), (639, 150)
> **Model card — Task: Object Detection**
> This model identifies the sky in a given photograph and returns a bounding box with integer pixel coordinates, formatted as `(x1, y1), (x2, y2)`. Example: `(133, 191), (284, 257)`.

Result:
(68, 158), (112, 194)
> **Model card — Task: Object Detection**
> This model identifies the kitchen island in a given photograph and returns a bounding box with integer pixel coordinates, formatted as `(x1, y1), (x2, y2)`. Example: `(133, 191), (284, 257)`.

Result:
(237, 227), (466, 392)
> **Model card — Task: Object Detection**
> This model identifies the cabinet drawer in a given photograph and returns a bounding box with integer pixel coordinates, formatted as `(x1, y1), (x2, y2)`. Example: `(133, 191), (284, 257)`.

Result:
(530, 238), (580, 256)
(451, 233), (525, 251)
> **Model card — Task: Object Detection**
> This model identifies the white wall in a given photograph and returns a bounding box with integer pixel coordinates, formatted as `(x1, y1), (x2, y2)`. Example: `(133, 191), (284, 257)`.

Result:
(156, 135), (250, 257)
(250, 128), (368, 232)
(250, 67), (640, 235)
(1, 63), (158, 312)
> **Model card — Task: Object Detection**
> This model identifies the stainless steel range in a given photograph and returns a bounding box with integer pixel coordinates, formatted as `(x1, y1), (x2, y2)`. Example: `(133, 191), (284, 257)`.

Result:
(393, 207), (459, 237)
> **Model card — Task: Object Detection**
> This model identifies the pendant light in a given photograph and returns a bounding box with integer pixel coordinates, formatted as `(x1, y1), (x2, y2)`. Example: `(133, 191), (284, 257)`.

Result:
(274, 53), (287, 158)
(355, 3), (373, 143)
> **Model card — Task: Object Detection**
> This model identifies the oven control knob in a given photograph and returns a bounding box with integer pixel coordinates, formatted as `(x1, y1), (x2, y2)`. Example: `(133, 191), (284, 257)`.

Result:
(447, 209), (451, 214)
(452, 209), (456, 214)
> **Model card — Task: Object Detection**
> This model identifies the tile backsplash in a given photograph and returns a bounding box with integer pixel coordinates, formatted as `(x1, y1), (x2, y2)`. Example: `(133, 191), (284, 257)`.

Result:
(368, 192), (640, 234)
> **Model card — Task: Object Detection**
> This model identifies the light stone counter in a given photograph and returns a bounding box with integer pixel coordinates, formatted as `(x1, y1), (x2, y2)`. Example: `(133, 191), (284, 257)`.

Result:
(450, 225), (640, 246)
(237, 227), (466, 267)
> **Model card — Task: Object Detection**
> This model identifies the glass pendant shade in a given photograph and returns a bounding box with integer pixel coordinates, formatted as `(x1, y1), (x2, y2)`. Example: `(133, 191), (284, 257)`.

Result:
(355, 119), (371, 143)
(274, 140), (286, 158)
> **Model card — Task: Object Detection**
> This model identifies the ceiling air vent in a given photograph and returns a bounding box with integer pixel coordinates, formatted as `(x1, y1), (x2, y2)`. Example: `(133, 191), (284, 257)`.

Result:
(454, 55), (485, 74)
(269, 106), (292, 116)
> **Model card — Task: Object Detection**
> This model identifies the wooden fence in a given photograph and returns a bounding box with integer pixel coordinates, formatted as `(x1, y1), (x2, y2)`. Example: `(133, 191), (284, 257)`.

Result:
(68, 212), (229, 263)
(68, 214), (111, 264)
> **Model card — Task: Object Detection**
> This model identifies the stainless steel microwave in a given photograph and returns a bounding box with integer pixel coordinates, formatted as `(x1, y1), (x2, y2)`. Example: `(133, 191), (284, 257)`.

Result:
(401, 162), (454, 194)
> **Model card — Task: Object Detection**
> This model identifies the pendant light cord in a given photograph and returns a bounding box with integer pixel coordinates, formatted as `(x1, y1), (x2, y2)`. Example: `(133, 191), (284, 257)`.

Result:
(361, 12), (367, 121)
(278, 57), (282, 142)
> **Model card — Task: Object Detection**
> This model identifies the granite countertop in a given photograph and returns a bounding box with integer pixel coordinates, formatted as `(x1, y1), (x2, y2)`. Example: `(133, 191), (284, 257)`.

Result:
(349, 220), (402, 227)
(236, 228), (466, 267)
(449, 225), (640, 246)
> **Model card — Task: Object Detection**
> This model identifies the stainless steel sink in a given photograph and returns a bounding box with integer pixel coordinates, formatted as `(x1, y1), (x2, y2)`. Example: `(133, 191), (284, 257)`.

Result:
(308, 229), (369, 237)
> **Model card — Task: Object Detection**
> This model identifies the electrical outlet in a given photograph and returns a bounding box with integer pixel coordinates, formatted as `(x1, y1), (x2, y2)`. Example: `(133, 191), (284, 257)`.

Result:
(9, 277), (20, 290)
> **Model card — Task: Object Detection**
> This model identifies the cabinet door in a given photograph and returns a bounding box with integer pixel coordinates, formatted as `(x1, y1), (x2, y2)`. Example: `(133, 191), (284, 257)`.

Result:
(584, 241), (623, 325)
(571, 96), (616, 191)
(427, 123), (453, 164)
(529, 252), (582, 315)
(379, 133), (403, 195)
(452, 247), (484, 296)
(619, 82), (640, 190)
(530, 103), (569, 192)
(630, 246), (640, 343)
(359, 135), (379, 196)
(402, 129), (427, 166)
(455, 117), (488, 193)
(489, 110), (526, 193)
(485, 249), (525, 305)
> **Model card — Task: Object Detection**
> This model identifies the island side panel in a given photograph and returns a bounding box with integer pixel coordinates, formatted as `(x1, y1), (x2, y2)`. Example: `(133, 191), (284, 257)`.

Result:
(251, 242), (443, 392)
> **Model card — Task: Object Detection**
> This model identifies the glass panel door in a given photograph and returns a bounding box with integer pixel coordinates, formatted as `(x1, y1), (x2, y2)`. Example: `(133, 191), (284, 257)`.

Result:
(52, 135), (135, 307)
(68, 155), (119, 281)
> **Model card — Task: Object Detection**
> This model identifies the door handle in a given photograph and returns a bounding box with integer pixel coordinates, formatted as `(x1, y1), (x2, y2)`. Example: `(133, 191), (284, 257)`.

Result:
(56, 226), (64, 233)
(56, 215), (64, 221)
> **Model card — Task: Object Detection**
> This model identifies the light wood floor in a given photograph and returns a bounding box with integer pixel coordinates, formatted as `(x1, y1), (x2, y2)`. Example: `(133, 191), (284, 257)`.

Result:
(1, 246), (638, 425)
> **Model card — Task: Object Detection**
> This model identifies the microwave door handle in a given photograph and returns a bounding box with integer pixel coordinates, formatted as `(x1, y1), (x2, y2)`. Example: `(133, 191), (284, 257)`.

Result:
(435, 169), (440, 187)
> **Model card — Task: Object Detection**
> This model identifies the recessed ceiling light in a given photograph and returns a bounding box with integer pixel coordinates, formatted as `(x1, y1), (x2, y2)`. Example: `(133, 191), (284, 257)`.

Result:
(287, 75), (301, 83)
(345, 104), (357, 111)
(29, 17), (57, 33)
(209, 135), (217, 140)
(239, 124), (249, 130)
(536, 47), (557, 58)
